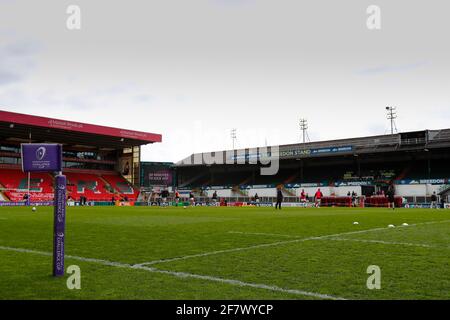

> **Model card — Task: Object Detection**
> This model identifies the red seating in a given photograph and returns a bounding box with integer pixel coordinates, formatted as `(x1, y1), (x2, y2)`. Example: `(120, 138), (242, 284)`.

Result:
(65, 173), (113, 201)
(0, 169), (54, 201)
(102, 174), (139, 201)
(65, 173), (139, 201)
(0, 168), (140, 202)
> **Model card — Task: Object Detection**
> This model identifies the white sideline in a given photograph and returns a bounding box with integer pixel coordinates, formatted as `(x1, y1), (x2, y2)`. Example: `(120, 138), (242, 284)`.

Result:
(136, 219), (450, 267)
(322, 238), (446, 249)
(228, 231), (298, 238)
(135, 228), (385, 266)
(0, 245), (345, 300)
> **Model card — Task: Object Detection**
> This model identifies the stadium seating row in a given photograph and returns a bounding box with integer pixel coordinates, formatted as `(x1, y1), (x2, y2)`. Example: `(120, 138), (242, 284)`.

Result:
(179, 158), (449, 188)
(0, 169), (139, 202)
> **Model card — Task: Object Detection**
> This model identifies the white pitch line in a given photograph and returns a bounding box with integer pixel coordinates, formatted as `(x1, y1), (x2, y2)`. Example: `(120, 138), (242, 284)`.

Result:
(138, 266), (346, 300)
(135, 228), (386, 266)
(228, 231), (298, 238)
(322, 238), (447, 249)
(136, 219), (450, 267)
(0, 245), (345, 300)
(0, 245), (130, 268)
(0, 246), (52, 257)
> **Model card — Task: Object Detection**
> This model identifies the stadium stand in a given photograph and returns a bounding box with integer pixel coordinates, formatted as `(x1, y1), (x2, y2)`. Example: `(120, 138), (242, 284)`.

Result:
(174, 129), (450, 207)
(0, 168), (140, 202)
(0, 169), (54, 201)
(0, 110), (162, 204)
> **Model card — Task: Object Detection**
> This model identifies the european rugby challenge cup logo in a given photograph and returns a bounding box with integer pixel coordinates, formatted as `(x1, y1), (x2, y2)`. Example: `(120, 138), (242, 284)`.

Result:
(36, 147), (46, 160)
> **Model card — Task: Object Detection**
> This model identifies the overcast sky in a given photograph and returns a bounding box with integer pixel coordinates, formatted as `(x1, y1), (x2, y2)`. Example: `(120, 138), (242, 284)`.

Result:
(1, 0), (449, 162)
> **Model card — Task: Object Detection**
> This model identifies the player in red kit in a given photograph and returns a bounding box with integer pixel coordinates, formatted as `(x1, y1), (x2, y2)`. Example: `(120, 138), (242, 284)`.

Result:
(300, 189), (306, 202)
(314, 188), (323, 207)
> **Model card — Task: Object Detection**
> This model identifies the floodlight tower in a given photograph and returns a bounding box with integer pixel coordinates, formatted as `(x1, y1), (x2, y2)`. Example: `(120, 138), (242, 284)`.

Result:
(386, 106), (398, 135)
(231, 128), (237, 150)
(299, 118), (310, 144)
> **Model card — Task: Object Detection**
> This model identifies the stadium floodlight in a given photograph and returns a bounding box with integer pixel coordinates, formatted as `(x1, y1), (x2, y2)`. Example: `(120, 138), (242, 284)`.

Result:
(299, 118), (310, 144)
(386, 106), (398, 135)
(231, 128), (237, 150)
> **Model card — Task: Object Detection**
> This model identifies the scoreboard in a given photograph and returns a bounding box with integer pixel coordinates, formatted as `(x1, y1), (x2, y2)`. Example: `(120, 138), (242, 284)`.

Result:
(140, 161), (174, 187)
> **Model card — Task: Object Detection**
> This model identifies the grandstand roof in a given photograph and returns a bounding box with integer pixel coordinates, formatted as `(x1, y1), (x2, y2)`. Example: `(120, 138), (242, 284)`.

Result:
(176, 128), (450, 166)
(0, 109), (162, 149)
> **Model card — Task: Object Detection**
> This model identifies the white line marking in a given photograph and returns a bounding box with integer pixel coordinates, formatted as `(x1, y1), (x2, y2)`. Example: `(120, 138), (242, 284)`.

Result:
(136, 228), (386, 266)
(133, 266), (345, 300)
(136, 219), (450, 266)
(322, 238), (448, 249)
(0, 246), (128, 267)
(228, 231), (298, 238)
(0, 245), (345, 300)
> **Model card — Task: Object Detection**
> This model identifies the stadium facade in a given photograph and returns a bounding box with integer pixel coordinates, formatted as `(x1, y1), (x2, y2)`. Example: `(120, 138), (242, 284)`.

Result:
(174, 129), (450, 205)
(0, 110), (161, 204)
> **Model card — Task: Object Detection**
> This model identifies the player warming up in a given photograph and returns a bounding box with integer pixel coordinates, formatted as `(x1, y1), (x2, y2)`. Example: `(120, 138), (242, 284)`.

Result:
(314, 188), (323, 208)
(300, 189), (306, 203)
(275, 187), (283, 210)
(387, 186), (395, 210)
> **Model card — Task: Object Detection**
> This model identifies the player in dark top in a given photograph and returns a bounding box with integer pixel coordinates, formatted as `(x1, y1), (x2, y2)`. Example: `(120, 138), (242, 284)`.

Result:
(211, 191), (218, 206)
(387, 187), (395, 210)
(275, 187), (283, 210)
(161, 189), (169, 206)
(254, 193), (260, 204)
(23, 193), (30, 206)
(189, 192), (195, 206)
(430, 192), (438, 209)
(351, 191), (357, 207)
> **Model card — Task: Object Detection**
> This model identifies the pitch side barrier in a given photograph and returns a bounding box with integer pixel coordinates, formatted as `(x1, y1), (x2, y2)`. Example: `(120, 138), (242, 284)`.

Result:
(0, 201), (54, 207)
(3, 198), (442, 208)
(133, 196), (360, 207)
(137, 196), (446, 208)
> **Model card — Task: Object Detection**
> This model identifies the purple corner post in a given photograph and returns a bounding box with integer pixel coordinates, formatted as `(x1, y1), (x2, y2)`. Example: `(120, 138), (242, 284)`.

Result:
(20, 143), (65, 276)
(53, 174), (67, 277)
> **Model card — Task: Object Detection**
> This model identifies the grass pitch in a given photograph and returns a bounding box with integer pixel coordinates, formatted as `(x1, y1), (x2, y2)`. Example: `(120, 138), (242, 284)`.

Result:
(0, 205), (449, 300)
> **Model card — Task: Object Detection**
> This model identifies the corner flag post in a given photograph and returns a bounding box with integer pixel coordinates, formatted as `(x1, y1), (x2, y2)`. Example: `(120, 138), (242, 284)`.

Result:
(53, 173), (66, 276)
(21, 143), (66, 277)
